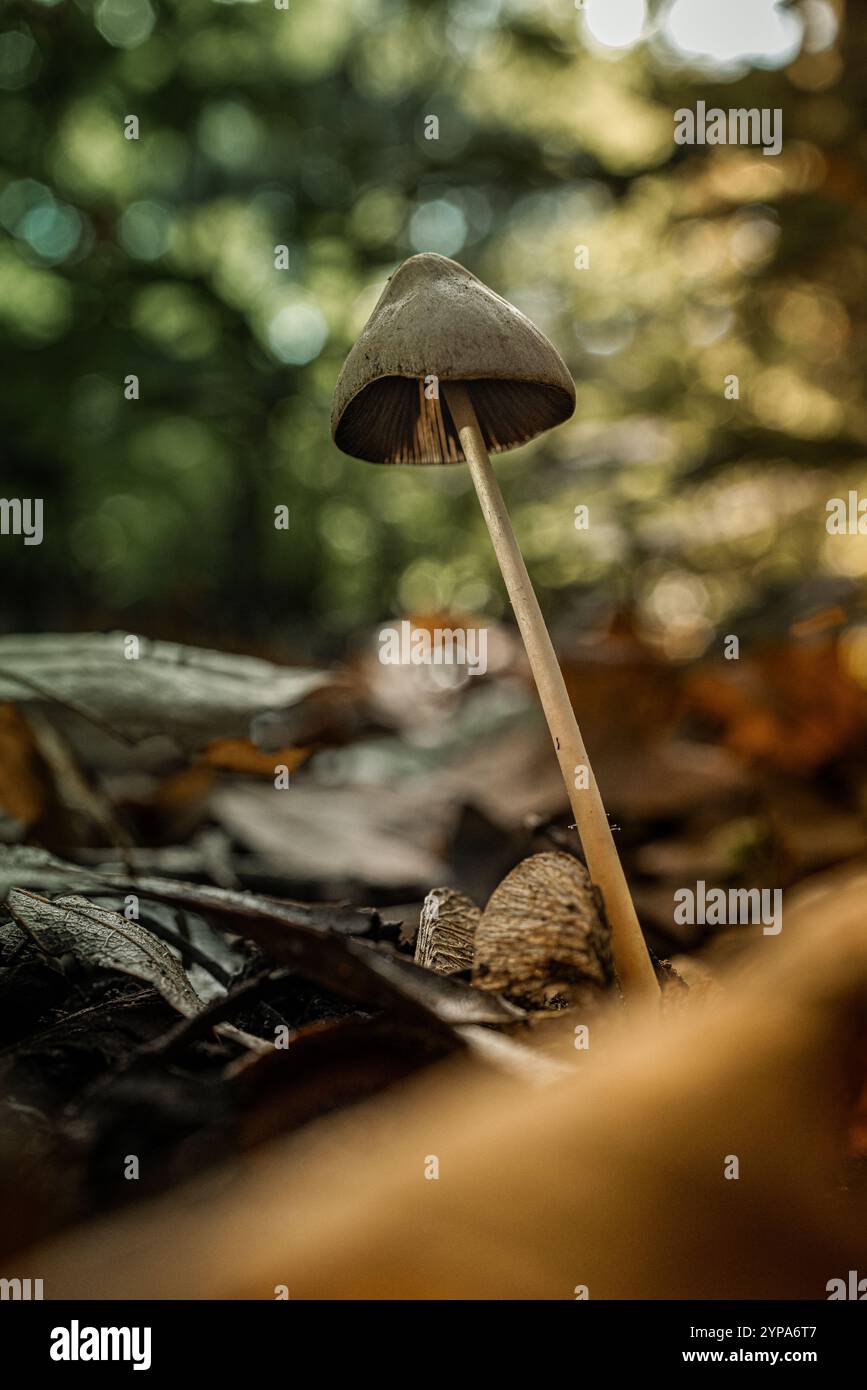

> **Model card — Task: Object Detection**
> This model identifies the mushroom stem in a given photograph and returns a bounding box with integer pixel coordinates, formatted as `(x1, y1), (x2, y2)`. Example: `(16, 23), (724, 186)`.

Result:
(444, 382), (658, 1001)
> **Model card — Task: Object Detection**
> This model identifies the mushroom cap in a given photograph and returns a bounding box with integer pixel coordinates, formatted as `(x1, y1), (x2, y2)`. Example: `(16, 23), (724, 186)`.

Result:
(414, 887), (479, 975)
(473, 851), (614, 1010)
(331, 253), (576, 465)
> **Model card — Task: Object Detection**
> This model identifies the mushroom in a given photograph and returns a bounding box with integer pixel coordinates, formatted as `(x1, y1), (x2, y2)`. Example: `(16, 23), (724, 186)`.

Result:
(473, 851), (614, 1011)
(332, 253), (657, 1000)
(414, 887), (479, 975)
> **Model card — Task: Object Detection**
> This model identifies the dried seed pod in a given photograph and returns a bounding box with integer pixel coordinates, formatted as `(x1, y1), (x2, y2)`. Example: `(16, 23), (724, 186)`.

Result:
(473, 852), (614, 1010)
(415, 888), (479, 975)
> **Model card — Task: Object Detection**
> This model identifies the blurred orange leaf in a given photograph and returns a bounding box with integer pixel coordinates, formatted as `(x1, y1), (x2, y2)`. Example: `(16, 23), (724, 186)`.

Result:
(686, 640), (866, 772)
(201, 741), (312, 776)
(0, 704), (48, 829)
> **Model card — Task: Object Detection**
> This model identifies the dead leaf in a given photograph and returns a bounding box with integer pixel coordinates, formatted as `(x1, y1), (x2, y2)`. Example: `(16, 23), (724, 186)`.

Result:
(0, 847), (520, 1032)
(0, 704), (48, 831)
(0, 634), (330, 752)
(16, 866), (867, 1298)
(209, 781), (453, 887)
(201, 741), (312, 776)
(6, 891), (204, 1019)
(686, 639), (867, 772)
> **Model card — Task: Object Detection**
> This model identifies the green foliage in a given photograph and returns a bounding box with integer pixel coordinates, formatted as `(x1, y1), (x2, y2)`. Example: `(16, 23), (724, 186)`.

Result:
(0, 0), (864, 658)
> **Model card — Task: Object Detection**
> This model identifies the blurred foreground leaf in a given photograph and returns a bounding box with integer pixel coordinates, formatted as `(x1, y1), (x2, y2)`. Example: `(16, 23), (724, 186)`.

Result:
(0, 634), (329, 751)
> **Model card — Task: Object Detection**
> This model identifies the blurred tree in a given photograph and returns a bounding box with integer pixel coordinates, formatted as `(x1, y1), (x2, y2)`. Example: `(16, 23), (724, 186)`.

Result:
(0, 0), (864, 668)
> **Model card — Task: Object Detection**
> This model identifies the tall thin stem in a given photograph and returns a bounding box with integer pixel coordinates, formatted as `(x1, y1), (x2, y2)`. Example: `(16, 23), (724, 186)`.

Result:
(445, 382), (658, 1000)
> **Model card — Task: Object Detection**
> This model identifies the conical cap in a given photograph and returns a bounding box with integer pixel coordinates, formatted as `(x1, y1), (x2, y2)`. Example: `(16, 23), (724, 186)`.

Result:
(331, 253), (575, 464)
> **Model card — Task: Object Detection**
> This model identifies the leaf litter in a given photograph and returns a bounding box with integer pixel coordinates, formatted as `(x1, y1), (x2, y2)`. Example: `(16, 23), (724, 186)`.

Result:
(0, 619), (865, 1295)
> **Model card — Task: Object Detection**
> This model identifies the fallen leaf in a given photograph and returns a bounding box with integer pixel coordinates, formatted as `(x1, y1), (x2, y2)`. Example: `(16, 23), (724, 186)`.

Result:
(17, 867), (867, 1298)
(0, 704), (48, 831)
(0, 634), (329, 752)
(201, 741), (312, 776)
(209, 781), (453, 887)
(0, 847), (520, 1031)
(686, 639), (867, 772)
(6, 891), (204, 1019)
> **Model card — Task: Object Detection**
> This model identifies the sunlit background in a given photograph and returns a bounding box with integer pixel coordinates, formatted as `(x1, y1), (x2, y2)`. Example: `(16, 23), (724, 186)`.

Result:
(1, 0), (863, 676)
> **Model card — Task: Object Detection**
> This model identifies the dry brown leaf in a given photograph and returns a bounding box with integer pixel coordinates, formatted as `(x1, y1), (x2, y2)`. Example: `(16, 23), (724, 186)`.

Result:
(17, 867), (867, 1299)
(7, 890), (204, 1019)
(201, 741), (312, 776)
(686, 639), (867, 772)
(0, 703), (48, 830)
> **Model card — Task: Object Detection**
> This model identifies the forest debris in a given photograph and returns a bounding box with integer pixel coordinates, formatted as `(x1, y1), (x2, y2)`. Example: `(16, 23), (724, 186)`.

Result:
(136, 968), (297, 1061)
(1, 989), (176, 1133)
(667, 954), (720, 1004)
(0, 849), (520, 1035)
(25, 710), (134, 851)
(17, 866), (867, 1299)
(299, 679), (567, 831)
(213, 1022), (273, 1054)
(226, 1015), (456, 1147)
(0, 634), (329, 752)
(764, 782), (867, 871)
(209, 781), (452, 888)
(654, 956), (691, 1008)
(0, 703), (50, 834)
(436, 718), (570, 828)
(0, 845), (384, 936)
(344, 941), (522, 1028)
(630, 881), (705, 947)
(685, 640), (867, 773)
(632, 816), (764, 881)
(473, 851), (615, 1009)
(591, 738), (750, 818)
(0, 845), (97, 899)
(6, 891), (204, 1019)
(201, 740), (312, 777)
(455, 1024), (571, 1082)
(71, 839), (280, 890)
(414, 888), (479, 974)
